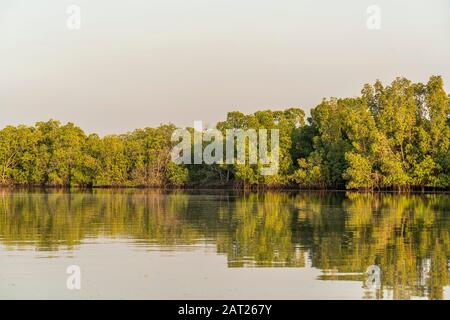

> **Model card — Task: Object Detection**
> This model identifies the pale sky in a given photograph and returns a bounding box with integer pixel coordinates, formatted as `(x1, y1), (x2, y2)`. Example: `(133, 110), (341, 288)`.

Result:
(1, 0), (449, 135)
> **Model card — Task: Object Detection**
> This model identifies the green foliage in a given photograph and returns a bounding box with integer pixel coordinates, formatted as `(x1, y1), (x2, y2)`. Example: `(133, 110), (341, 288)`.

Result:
(0, 76), (448, 190)
(343, 152), (374, 189)
(294, 75), (450, 190)
(0, 121), (183, 187)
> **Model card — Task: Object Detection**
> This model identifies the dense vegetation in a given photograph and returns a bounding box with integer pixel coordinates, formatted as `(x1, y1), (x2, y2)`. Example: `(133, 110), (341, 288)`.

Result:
(1, 76), (449, 190)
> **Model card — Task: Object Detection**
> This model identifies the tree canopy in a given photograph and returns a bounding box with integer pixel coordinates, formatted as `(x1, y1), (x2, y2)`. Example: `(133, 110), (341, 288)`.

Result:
(1, 76), (449, 190)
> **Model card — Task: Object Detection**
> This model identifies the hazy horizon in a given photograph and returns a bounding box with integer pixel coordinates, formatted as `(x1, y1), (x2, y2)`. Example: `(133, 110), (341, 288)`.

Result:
(1, 0), (449, 135)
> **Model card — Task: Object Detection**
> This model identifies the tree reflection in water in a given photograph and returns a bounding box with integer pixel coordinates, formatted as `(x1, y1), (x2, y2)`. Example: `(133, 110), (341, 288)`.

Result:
(0, 189), (448, 299)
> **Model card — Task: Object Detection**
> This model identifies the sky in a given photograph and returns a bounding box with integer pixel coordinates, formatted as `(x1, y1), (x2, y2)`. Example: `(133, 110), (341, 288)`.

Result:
(1, 0), (449, 135)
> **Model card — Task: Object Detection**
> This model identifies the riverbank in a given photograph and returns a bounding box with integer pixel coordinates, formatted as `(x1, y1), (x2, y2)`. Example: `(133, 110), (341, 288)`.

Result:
(0, 184), (449, 194)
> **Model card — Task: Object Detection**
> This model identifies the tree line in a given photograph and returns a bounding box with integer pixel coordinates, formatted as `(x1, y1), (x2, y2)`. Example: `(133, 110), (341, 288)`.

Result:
(1, 75), (449, 190)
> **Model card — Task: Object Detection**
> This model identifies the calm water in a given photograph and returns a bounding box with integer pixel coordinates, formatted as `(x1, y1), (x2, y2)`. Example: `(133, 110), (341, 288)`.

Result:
(0, 189), (449, 300)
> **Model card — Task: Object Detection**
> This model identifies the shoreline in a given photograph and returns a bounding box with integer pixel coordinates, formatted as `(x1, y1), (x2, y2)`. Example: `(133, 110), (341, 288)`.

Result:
(0, 185), (449, 194)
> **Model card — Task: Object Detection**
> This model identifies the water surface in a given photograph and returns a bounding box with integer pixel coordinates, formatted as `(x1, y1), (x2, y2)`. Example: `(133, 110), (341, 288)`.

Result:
(0, 190), (449, 299)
